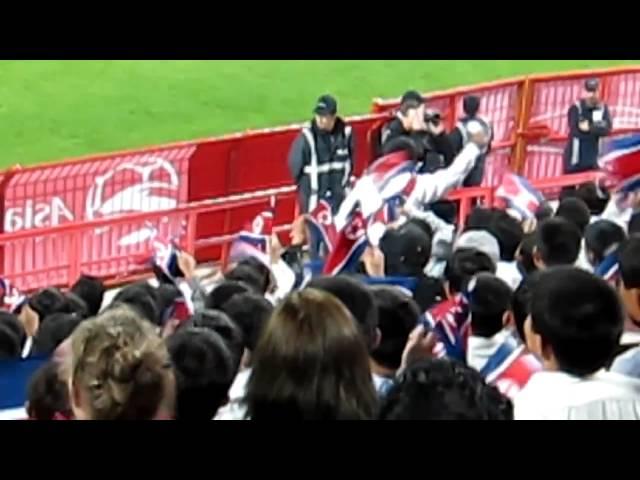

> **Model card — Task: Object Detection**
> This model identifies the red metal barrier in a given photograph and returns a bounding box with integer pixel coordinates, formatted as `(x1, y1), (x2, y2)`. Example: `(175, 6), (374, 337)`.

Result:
(0, 172), (598, 293)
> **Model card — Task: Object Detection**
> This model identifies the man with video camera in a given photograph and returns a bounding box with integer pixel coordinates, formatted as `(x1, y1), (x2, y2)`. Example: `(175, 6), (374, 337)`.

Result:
(380, 90), (455, 174)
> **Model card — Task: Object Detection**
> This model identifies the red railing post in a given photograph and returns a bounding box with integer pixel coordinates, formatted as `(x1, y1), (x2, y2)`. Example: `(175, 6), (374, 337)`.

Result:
(513, 78), (534, 174)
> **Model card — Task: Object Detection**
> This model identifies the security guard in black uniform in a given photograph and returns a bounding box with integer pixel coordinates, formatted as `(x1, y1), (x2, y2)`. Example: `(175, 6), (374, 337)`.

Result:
(288, 94), (354, 215)
(448, 95), (493, 187)
(563, 78), (612, 174)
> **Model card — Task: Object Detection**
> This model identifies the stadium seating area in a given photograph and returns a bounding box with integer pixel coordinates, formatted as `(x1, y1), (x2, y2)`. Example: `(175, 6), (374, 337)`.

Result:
(2, 66), (640, 420)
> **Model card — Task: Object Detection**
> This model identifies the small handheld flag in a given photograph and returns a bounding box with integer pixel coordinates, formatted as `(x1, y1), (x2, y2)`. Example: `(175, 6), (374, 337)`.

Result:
(494, 172), (545, 221)
(599, 134), (640, 195)
(322, 211), (368, 276)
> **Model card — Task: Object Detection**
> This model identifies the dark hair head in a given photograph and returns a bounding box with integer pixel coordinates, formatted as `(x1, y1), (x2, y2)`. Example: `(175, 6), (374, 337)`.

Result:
(189, 309), (244, 375)
(167, 327), (235, 420)
(205, 280), (252, 310)
(584, 220), (626, 267)
(464, 208), (523, 261)
(535, 202), (555, 222)
(378, 358), (513, 420)
(236, 257), (272, 294)
(31, 313), (83, 357)
(245, 289), (377, 420)
(530, 267), (623, 377)
(225, 265), (264, 294)
(574, 182), (609, 215)
(0, 311), (25, 351)
(28, 287), (68, 321)
(306, 276), (378, 351)
(512, 271), (542, 343)
(370, 286), (420, 371)
(464, 207), (494, 231)
(64, 292), (89, 319)
(517, 232), (538, 276)
(70, 306), (175, 420)
(462, 95), (481, 117)
(535, 218), (582, 267)
(468, 273), (513, 338)
(555, 197), (591, 235)
(71, 275), (105, 317)
(444, 249), (496, 295)
(618, 235), (640, 289)
(0, 322), (21, 359)
(487, 210), (524, 262)
(111, 283), (160, 326)
(400, 90), (423, 115)
(27, 361), (72, 420)
(220, 292), (273, 353)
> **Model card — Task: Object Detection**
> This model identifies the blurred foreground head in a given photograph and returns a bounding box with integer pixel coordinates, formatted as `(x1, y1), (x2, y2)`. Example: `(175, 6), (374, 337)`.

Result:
(68, 305), (175, 420)
(245, 288), (377, 420)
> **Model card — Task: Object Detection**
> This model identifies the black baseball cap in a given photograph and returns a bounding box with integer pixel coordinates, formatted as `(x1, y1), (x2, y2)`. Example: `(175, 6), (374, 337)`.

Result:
(313, 95), (338, 116)
(585, 78), (600, 93)
(380, 223), (432, 276)
(401, 90), (424, 106)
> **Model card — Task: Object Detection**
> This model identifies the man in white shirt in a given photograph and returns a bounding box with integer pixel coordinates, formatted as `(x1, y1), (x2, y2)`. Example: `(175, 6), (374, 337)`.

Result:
(515, 266), (640, 420)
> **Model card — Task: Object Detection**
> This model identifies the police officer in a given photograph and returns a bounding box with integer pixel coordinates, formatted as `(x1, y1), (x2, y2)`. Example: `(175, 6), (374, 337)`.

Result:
(380, 90), (454, 174)
(288, 94), (354, 214)
(448, 95), (493, 187)
(563, 78), (612, 174)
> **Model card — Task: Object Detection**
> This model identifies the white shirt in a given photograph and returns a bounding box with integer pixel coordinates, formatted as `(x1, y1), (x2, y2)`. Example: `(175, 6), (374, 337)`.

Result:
(404, 143), (481, 219)
(214, 368), (250, 420)
(495, 261), (523, 290)
(514, 370), (640, 420)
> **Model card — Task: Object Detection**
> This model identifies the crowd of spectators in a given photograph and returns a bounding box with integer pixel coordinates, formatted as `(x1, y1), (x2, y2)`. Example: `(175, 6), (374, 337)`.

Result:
(1, 82), (638, 421)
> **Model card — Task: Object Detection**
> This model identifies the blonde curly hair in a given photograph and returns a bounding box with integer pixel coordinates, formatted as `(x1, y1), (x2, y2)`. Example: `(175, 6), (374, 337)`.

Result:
(69, 305), (175, 420)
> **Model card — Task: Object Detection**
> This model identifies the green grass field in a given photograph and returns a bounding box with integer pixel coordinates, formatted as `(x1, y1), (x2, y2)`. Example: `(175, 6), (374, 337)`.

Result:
(0, 60), (637, 168)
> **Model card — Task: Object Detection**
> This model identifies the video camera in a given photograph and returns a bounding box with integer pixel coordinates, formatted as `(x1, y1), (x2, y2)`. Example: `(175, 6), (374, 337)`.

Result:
(424, 109), (442, 127)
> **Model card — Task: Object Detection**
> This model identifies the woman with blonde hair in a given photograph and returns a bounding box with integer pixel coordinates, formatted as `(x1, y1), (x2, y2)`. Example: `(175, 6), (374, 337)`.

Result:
(67, 306), (175, 420)
(245, 288), (378, 420)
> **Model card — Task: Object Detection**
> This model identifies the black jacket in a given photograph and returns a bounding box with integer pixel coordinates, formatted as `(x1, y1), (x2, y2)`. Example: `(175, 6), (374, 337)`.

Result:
(448, 115), (493, 187)
(288, 117), (354, 213)
(563, 100), (612, 174)
(380, 116), (455, 173)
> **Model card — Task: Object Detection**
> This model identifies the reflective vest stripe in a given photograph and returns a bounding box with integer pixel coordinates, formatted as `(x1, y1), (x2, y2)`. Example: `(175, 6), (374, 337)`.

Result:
(343, 126), (352, 186)
(301, 125), (352, 210)
(301, 127), (319, 210)
(571, 101), (582, 166)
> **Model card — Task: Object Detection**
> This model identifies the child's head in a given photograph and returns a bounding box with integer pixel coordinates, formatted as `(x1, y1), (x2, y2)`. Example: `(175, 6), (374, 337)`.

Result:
(219, 292), (273, 367)
(468, 273), (513, 338)
(555, 197), (591, 236)
(516, 233), (538, 276)
(617, 236), (640, 324)
(584, 220), (626, 267)
(526, 267), (623, 376)
(370, 286), (420, 373)
(444, 248), (496, 298)
(205, 280), (252, 310)
(166, 327), (235, 420)
(71, 275), (106, 317)
(307, 276), (379, 352)
(512, 271), (542, 344)
(27, 361), (72, 420)
(533, 218), (582, 269)
(378, 358), (513, 420)
(31, 313), (83, 357)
